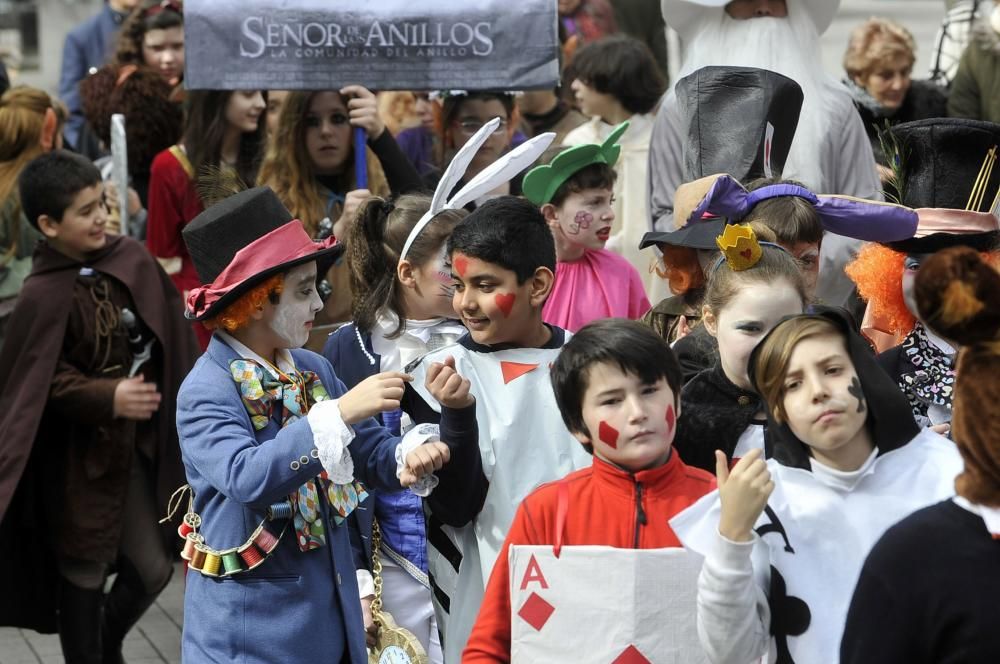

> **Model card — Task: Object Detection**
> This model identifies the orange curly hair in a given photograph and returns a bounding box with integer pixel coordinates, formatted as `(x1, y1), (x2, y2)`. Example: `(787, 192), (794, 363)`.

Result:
(846, 243), (1000, 337)
(203, 274), (284, 332)
(845, 244), (913, 336)
(655, 245), (706, 295)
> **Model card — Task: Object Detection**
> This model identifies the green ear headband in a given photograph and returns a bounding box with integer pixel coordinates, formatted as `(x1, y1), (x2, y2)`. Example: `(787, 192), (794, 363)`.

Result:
(522, 121), (629, 205)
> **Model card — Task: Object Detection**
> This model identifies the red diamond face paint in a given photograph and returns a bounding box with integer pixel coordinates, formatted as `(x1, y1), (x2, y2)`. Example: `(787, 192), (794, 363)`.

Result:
(598, 420), (619, 448)
(665, 404), (676, 435)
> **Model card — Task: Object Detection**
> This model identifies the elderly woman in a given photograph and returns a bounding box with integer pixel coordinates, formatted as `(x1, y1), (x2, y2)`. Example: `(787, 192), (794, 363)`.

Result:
(844, 17), (947, 188)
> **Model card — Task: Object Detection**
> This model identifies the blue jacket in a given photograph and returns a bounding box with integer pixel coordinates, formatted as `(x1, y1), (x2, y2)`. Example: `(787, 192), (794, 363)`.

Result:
(59, 4), (126, 151)
(177, 336), (404, 663)
(324, 324), (431, 580)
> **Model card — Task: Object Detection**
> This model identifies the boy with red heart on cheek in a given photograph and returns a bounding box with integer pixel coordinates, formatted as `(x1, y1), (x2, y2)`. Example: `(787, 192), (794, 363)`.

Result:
(401, 196), (594, 663)
(463, 319), (716, 662)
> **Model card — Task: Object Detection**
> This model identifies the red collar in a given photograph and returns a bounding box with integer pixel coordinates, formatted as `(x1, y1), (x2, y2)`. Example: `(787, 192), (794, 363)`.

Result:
(590, 449), (686, 497)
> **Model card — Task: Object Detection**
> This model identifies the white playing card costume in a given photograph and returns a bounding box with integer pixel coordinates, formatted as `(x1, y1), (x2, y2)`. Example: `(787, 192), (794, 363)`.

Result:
(509, 545), (707, 663)
(408, 340), (592, 664)
(669, 428), (962, 664)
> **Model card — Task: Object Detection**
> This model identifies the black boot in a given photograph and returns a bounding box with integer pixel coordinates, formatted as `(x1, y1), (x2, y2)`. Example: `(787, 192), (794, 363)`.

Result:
(58, 579), (105, 664)
(101, 559), (172, 664)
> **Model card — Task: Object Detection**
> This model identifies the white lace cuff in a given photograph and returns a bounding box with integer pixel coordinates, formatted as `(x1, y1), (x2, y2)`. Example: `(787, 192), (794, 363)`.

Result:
(395, 423), (441, 497)
(306, 399), (356, 485)
(357, 569), (375, 598)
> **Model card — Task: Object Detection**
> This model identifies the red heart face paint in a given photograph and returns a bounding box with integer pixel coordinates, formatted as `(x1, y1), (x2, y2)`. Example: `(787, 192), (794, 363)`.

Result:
(665, 404), (676, 435)
(494, 292), (515, 318)
(453, 254), (469, 277)
(598, 420), (619, 448)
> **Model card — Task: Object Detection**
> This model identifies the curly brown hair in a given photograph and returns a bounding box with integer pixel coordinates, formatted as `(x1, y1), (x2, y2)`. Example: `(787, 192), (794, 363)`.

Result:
(79, 64), (183, 177)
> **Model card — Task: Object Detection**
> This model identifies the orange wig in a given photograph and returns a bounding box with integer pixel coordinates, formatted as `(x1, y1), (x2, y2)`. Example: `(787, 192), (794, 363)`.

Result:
(203, 274), (284, 333)
(655, 245), (706, 296)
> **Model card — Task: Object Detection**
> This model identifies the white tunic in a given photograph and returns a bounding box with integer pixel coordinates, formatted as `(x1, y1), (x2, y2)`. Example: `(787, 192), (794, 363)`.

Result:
(408, 338), (592, 664)
(669, 429), (963, 664)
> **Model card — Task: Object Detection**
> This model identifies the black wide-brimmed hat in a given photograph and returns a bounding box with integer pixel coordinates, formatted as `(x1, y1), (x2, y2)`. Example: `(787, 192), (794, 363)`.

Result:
(182, 186), (344, 321)
(885, 118), (1000, 254)
(641, 66), (802, 251)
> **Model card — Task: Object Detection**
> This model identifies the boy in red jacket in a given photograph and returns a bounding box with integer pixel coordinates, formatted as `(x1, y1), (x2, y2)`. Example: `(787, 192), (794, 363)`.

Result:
(464, 318), (715, 662)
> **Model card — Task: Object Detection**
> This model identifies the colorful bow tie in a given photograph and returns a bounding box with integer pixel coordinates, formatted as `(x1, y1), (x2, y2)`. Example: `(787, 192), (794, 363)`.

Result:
(230, 359), (328, 430)
(230, 358), (363, 551)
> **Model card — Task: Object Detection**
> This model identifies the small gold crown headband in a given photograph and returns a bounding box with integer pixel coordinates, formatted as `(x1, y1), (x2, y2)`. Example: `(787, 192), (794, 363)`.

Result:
(715, 223), (763, 271)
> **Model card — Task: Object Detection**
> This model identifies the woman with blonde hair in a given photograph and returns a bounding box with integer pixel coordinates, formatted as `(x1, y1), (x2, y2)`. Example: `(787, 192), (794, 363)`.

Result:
(257, 85), (423, 342)
(843, 17), (947, 190)
(0, 87), (63, 335)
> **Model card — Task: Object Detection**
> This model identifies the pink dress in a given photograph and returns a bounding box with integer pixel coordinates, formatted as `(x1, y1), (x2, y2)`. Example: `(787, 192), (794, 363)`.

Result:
(543, 248), (651, 332)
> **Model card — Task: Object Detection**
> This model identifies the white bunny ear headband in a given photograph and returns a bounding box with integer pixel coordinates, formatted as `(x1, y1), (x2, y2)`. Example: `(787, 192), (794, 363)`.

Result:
(398, 118), (556, 262)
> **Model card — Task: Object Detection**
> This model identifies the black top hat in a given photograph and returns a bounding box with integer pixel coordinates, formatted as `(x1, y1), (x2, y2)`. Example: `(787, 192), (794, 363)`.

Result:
(182, 186), (343, 321)
(886, 118), (1000, 253)
(676, 66), (803, 183)
(640, 67), (803, 251)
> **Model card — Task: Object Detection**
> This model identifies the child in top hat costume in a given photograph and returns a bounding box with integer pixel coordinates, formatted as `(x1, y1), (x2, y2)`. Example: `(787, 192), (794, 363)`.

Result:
(524, 121), (650, 332)
(640, 65), (803, 352)
(670, 302), (962, 664)
(173, 186), (478, 663)
(847, 117), (1000, 429)
(0, 150), (199, 662)
(842, 247), (1000, 663)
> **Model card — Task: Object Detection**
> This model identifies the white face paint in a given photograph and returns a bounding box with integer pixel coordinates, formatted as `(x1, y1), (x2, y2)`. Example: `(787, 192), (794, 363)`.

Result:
(269, 262), (322, 348)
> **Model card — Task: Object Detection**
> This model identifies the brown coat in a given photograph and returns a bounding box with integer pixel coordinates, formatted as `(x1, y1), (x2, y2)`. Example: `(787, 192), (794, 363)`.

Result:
(0, 235), (198, 632)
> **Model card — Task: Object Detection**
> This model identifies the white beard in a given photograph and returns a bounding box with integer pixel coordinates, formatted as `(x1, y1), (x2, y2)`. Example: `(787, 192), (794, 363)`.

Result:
(674, 4), (847, 190)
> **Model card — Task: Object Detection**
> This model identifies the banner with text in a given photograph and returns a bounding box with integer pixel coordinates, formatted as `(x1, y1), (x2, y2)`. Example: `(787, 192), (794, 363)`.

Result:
(183, 0), (559, 91)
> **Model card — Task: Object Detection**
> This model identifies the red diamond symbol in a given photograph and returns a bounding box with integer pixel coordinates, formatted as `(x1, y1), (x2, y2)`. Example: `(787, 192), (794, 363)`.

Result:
(517, 591), (555, 632)
(611, 645), (651, 664)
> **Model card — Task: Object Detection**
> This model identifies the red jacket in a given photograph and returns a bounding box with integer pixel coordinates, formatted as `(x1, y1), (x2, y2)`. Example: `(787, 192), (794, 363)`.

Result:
(463, 450), (715, 662)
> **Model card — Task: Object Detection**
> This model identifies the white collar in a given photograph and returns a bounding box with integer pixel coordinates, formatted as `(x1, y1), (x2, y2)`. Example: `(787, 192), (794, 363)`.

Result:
(218, 331), (296, 379)
(808, 447), (878, 492)
(953, 495), (1000, 537)
(374, 310), (465, 344)
(924, 326), (956, 357)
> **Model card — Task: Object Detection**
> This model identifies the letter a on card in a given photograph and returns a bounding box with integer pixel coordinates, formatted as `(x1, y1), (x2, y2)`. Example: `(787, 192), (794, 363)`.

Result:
(520, 554), (549, 590)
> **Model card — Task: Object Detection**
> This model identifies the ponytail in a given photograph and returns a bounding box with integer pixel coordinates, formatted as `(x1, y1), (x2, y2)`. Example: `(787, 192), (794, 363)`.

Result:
(347, 193), (466, 336)
(349, 197), (400, 335)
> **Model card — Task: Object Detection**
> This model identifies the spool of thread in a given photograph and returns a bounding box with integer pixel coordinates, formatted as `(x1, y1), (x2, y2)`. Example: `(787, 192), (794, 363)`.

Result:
(239, 544), (264, 568)
(202, 551), (222, 577)
(253, 527), (279, 554)
(178, 521), (193, 538)
(267, 501), (292, 521)
(181, 533), (201, 561)
(190, 545), (208, 571)
(222, 551), (242, 575)
(184, 512), (202, 529)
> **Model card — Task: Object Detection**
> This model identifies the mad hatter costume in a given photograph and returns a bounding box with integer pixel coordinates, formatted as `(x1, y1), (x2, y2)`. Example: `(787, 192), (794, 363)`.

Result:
(640, 65), (803, 350)
(847, 118), (1000, 428)
(174, 187), (453, 663)
(842, 247), (1000, 663)
(523, 122), (650, 331)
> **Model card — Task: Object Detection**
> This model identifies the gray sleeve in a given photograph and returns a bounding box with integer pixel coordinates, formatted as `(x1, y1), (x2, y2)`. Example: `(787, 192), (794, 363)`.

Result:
(648, 97), (684, 233)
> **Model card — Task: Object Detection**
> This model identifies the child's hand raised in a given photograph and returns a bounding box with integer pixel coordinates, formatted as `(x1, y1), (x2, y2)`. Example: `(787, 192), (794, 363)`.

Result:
(400, 441), (451, 488)
(716, 448), (773, 543)
(426, 356), (474, 409)
(338, 371), (412, 425)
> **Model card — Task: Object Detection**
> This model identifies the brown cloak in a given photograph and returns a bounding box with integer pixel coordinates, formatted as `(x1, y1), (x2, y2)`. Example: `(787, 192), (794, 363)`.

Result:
(0, 235), (198, 632)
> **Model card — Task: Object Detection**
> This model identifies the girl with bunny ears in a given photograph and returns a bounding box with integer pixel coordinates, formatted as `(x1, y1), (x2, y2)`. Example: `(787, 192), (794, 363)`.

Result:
(323, 121), (559, 663)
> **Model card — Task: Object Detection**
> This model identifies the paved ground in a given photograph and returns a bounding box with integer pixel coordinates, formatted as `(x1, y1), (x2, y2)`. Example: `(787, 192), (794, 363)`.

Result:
(0, 563), (183, 664)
